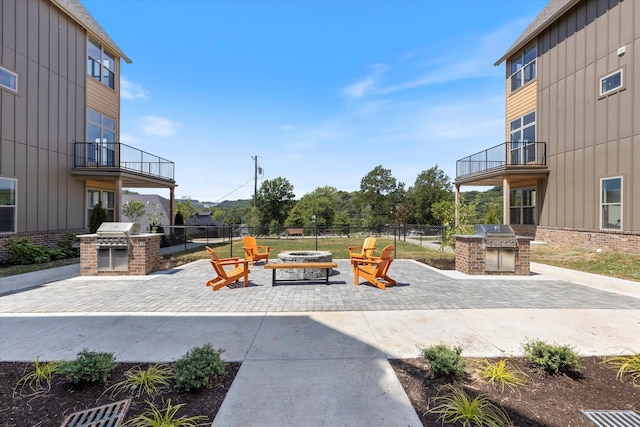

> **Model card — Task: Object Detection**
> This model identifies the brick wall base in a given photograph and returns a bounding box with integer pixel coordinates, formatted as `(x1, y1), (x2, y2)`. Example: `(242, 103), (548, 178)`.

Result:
(455, 235), (531, 276)
(533, 226), (640, 255)
(79, 234), (161, 276)
(0, 229), (87, 263)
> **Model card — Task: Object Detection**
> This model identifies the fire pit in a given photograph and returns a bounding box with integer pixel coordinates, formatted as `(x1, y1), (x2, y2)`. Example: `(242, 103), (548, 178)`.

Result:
(277, 251), (333, 281)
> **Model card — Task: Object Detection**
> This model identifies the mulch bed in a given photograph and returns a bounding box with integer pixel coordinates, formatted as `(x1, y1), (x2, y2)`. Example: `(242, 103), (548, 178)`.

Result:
(390, 356), (640, 427)
(0, 362), (240, 427)
(2, 357), (638, 426)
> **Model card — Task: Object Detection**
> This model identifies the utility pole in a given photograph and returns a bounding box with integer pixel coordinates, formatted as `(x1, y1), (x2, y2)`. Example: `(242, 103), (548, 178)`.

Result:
(252, 155), (258, 207)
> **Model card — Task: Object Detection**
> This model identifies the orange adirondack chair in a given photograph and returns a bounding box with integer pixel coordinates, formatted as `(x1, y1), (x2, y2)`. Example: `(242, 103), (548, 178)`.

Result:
(242, 236), (270, 265)
(205, 247), (250, 291)
(352, 244), (397, 290)
(348, 237), (377, 261)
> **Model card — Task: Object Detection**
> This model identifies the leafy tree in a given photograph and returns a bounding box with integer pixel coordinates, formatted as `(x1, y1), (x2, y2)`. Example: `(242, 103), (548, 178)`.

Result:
(406, 165), (453, 225)
(176, 197), (196, 221)
(285, 186), (337, 227)
(256, 177), (295, 228)
(121, 199), (145, 222)
(359, 165), (403, 226)
(432, 197), (478, 247)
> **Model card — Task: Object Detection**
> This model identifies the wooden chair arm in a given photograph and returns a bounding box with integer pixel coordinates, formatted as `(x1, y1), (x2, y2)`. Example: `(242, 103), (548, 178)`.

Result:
(352, 258), (383, 266)
(217, 258), (241, 266)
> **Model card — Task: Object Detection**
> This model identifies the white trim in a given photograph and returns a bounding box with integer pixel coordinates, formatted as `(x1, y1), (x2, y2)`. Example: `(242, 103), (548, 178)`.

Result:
(0, 66), (18, 92)
(599, 68), (623, 97)
(600, 176), (623, 230)
(0, 177), (18, 233)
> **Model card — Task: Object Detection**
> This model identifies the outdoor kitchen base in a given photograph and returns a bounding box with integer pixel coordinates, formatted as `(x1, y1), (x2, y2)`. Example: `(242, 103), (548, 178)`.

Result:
(78, 223), (161, 276)
(455, 225), (532, 276)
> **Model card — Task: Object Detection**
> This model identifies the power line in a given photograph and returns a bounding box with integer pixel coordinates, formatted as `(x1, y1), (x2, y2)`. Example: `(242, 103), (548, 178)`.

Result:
(214, 178), (253, 203)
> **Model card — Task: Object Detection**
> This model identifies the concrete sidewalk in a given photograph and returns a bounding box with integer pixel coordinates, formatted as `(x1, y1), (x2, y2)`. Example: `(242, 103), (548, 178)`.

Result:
(1, 259), (638, 426)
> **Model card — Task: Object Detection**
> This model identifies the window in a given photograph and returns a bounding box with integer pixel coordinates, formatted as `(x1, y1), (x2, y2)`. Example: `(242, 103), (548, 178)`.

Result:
(599, 69), (623, 96)
(0, 178), (17, 233)
(87, 108), (116, 166)
(88, 190), (115, 225)
(509, 111), (536, 165)
(0, 66), (18, 92)
(601, 177), (622, 230)
(88, 38), (115, 89)
(510, 43), (536, 92)
(510, 188), (535, 225)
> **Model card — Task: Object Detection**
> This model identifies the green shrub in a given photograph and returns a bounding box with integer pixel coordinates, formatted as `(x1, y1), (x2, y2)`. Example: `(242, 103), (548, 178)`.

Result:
(57, 231), (80, 258)
(522, 339), (582, 374)
(90, 201), (108, 233)
(421, 344), (467, 378)
(59, 349), (116, 384)
(174, 344), (226, 391)
(5, 238), (52, 265)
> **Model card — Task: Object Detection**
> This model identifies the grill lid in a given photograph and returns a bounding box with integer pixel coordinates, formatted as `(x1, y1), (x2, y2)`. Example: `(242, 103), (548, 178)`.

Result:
(96, 222), (140, 236)
(474, 224), (516, 237)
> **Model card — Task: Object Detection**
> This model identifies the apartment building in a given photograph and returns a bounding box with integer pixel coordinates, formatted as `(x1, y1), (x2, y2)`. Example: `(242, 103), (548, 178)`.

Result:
(455, 0), (639, 255)
(0, 0), (176, 261)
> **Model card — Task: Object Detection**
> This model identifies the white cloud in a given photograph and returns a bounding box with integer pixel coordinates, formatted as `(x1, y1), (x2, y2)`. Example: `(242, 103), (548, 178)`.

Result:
(342, 64), (388, 99)
(280, 124), (295, 131)
(139, 116), (181, 137)
(120, 78), (148, 100)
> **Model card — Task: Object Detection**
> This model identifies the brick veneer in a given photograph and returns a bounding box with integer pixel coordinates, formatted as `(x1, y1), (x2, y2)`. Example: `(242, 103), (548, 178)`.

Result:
(455, 235), (531, 276)
(79, 234), (161, 276)
(534, 226), (640, 255)
(0, 229), (86, 262)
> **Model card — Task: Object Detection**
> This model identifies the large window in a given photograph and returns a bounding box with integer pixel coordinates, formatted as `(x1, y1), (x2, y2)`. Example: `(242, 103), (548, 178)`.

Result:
(510, 188), (535, 225)
(510, 43), (536, 92)
(87, 108), (116, 166)
(0, 178), (17, 233)
(509, 111), (536, 165)
(0, 67), (18, 92)
(601, 177), (622, 230)
(599, 69), (623, 97)
(88, 190), (115, 225)
(88, 38), (115, 89)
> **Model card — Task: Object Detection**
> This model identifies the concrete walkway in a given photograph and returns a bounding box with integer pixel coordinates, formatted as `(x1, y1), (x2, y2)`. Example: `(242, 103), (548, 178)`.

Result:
(1, 258), (638, 426)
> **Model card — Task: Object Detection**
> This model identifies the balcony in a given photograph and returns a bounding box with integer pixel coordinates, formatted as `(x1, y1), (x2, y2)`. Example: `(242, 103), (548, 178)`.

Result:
(73, 142), (175, 186)
(455, 142), (548, 186)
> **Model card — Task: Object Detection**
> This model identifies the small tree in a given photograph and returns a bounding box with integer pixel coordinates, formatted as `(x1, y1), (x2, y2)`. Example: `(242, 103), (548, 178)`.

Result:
(122, 199), (146, 222)
(90, 201), (108, 233)
(146, 203), (164, 231)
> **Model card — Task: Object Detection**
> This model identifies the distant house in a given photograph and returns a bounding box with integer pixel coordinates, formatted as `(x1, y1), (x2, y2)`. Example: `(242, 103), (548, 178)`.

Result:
(454, 0), (639, 255)
(187, 212), (219, 227)
(0, 0), (176, 261)
(121, 194), (172, 232)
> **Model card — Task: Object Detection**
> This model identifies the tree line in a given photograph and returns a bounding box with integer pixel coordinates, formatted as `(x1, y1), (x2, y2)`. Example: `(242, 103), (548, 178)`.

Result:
(175, 165), (503, 231)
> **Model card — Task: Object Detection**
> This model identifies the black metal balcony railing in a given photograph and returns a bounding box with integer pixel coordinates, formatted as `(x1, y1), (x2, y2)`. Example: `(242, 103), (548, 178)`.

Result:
(456, 141), (546, 178)
(74, 142), (175, 182)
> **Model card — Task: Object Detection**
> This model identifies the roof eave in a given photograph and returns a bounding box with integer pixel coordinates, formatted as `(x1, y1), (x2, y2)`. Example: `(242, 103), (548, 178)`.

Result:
(494, 0), (581, 66)
(51, 0), (132, 64)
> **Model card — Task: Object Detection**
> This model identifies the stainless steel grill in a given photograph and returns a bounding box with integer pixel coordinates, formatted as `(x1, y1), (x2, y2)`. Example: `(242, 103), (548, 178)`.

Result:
(474, 224), (518, 248)
(474, 224), (517, 272)
(95, 222), (140, 271)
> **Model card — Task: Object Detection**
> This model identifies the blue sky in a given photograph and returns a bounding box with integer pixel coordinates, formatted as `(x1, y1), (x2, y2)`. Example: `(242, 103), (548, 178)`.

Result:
(82, 0), (548, 203)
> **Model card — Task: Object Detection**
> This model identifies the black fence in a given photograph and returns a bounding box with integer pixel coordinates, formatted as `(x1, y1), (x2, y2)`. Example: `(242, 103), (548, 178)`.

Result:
(155, 224), (445, 253)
